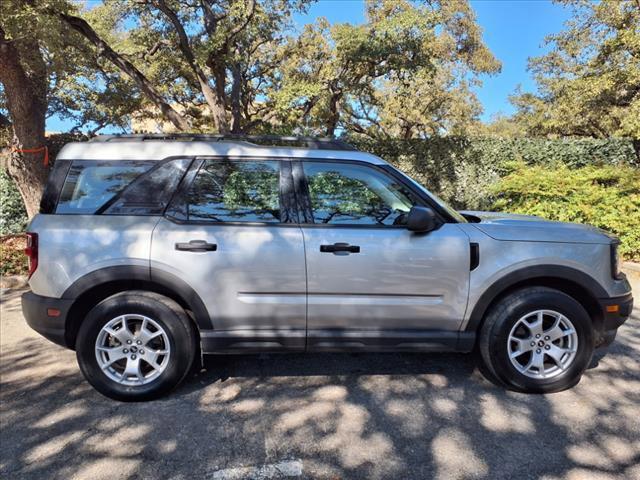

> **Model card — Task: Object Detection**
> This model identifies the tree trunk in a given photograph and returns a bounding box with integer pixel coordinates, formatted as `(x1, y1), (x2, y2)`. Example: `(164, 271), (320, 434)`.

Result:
(326, 87), (343, 137)
(211, 61), (229, 119)
(633, 138), (640, 165)
(0, 26), (49, 218)
(230, 63), (242, 133)
(200, 0), (257, 134)
(201, 0), (227, 110)
(58, 12), (190, 132)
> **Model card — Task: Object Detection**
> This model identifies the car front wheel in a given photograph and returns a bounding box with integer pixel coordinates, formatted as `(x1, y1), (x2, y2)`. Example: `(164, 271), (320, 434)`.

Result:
(479, 287), (595, 393)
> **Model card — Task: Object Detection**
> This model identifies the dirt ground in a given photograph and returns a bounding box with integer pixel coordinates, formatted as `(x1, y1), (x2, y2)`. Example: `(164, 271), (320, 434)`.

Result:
(1, 283), (639, 480)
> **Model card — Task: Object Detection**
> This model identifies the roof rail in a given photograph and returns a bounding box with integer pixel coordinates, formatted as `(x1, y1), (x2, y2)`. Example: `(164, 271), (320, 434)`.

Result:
(89, 134), (356, 151)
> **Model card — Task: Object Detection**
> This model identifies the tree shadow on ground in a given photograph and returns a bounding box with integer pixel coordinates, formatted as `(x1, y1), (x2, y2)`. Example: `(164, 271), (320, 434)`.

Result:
(1, 293), (639, 480)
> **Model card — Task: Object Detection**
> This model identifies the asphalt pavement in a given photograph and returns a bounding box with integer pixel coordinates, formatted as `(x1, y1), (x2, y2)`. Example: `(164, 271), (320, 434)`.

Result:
(1, 283), (639, 480)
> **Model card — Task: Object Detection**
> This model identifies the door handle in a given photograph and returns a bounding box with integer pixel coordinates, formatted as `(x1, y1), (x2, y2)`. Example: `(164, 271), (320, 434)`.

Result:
(320, 243), (360, 254)
(175, 240), (217, 252)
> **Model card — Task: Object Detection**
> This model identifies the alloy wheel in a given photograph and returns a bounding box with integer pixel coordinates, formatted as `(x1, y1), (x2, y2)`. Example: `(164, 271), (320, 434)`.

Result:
(507, 309), (578, 379)
(95, 314), (171, 386)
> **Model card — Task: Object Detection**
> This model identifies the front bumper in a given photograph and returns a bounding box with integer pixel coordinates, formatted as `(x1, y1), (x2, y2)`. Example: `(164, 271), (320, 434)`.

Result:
(599, 292), (634, 330)
(596, 292), (634, 347)
(22, 291), (73, 348)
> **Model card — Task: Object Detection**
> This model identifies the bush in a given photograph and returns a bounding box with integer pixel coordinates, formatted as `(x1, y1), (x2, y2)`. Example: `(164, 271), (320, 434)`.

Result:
(0, 169), (28, 235)
(490, 162), (640, 261)
(0, 234), (27, 276)
(349, 136), (639, 209)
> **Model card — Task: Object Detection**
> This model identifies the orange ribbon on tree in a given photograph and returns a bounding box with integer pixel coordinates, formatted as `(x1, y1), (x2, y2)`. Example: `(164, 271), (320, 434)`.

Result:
(11, 145), (49, 167)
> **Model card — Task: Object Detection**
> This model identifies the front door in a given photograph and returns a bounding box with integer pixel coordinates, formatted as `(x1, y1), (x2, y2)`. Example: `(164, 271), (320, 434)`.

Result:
(297, 160), (471, 350)
(151, 158), (307, 352)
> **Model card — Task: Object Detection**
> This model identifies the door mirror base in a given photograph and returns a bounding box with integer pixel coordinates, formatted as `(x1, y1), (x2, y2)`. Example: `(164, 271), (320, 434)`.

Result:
(407, 206), (438, 233)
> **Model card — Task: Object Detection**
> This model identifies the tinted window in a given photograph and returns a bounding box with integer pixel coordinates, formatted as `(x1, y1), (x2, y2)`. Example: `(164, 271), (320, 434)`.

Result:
(186, 159), (281, 223)
(40, 160), (71, 214)
(57, 160), (154, 214)
(304, 162), (418, 225)
(104, 158), (192, 215)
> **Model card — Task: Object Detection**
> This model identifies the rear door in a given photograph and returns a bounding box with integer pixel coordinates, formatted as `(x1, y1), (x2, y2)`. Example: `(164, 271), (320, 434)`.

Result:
(150, 157), (307, 352)
(295, 160), (471, 351)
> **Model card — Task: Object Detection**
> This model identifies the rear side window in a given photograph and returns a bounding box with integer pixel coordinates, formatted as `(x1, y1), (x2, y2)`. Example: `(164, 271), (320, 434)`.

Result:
(103, 158), (192, 215)
(56, 160), (154, 214)
(184, 159), (281, 223)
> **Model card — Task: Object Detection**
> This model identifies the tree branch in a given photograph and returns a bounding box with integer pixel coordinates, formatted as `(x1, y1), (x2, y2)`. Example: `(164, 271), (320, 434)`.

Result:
(142, 39), (171, 60)
(152, 0), (228, 132)
(227, 0), (257, 41)
(57, 11), (189, 131)
(0, 111), (11, 128)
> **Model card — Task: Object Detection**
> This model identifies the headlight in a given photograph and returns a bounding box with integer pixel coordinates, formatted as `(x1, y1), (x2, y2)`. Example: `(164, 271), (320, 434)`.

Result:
(611, 242), (622, 279)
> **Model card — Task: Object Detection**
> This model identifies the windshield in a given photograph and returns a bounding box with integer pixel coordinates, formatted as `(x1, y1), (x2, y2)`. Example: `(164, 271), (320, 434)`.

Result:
(393, 169), (468, 223)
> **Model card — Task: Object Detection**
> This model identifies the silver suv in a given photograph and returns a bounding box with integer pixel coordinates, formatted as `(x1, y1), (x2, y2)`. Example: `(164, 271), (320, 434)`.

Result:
(21, 135), (633, 401)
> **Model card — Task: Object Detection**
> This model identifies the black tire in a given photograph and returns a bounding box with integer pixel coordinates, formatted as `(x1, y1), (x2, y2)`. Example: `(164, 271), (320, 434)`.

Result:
(76, 291), (197, 401)
(479, 287), (594, 393)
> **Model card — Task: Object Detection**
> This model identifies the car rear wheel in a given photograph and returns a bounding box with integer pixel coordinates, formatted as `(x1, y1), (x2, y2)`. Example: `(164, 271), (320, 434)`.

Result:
(76, 291), (197, 401)
(479, 287), (594, 393)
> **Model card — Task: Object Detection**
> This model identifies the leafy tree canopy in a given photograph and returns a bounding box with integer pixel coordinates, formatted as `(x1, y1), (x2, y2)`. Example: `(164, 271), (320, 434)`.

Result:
(271, 0), (500, 138)
(510, 0), (640, 139)
(2, 0), (500, 138)
(0, 0), (141, 135)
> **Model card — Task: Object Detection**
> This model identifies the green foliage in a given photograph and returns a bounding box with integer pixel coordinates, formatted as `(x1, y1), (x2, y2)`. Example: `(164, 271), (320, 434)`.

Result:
(308, 171), (382, 219)
(269, 0), (500, 137)
(349, 136), (639, 210)
(74, 0), (310, 133)
(510, 0), (640, 139)
(0, 0), (123, 133)
(491, 162), (640, 261)
(223, 170), (279, 213)
(3, 0), (500, 137)
(0, 169), (27, 235)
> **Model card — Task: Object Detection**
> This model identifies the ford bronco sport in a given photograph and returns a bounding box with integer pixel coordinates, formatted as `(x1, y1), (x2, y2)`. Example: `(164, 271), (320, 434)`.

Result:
(21, 134), (633, 401)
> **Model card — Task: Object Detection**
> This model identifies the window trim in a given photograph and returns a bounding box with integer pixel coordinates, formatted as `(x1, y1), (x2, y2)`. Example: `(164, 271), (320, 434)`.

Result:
(292, 159), (453, 228)
(164, 156), (297, 226)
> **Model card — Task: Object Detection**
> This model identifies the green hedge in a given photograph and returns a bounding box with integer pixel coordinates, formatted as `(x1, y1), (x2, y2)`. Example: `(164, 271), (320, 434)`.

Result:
(0, 169), (27, 235)
(349, 136), (639, 209)
(491, 162), (640, 261)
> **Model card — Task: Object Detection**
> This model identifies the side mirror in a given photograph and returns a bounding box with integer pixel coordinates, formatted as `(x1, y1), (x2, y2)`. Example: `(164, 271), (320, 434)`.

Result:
(407, 206), (438, 233)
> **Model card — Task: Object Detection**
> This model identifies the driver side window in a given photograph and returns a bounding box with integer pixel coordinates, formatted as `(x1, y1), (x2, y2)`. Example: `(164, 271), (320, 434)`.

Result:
(303, 161), (419, 225)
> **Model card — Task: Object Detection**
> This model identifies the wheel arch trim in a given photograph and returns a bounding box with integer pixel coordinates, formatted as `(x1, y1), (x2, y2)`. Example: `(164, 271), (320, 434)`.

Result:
(465, 264), (608, 333)
(62, 265), (212, 346)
